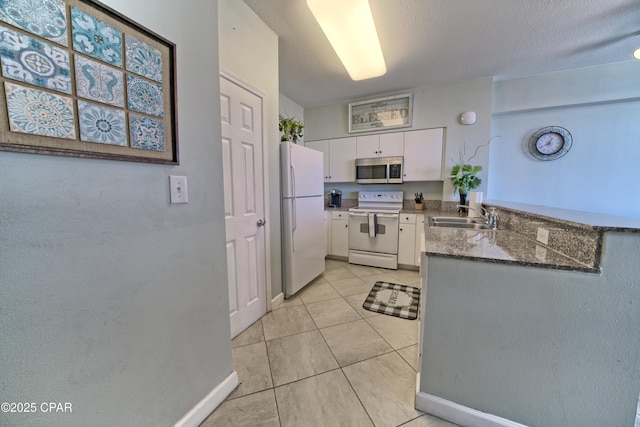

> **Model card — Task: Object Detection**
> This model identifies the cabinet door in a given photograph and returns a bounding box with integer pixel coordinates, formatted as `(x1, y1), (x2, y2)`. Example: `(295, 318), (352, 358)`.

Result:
(330, 219), (349, 257)
(403, 128), (444, 181)
(356, 134), (380, 158)
(379, 132), (404, 157)
(329, 137), (356, 182)
(414, 215), (425, 266)
(306, 140), (330, 182)
(398, 222), (416, 266)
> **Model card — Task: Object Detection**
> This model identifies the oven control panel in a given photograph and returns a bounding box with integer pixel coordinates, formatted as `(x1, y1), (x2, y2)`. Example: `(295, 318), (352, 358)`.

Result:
(358, 191), (403, 202)
(356, 191), (404, 210)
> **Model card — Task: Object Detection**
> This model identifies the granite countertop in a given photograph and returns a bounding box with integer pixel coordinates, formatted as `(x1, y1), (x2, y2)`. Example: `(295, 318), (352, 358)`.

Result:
(325, 200), (637, 273)
(424, 225), (599, 273)
(484, 200), (640, 231)
(423, 201), (640, 273)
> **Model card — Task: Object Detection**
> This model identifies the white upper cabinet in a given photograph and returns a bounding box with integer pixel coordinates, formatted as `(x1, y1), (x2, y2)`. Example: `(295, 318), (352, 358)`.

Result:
(403, 128), (444, 181)
(356, 132), (404, 158)
(379, 132), (404, 157)
(306, 137), (356, 183)
(308, 128), (443, 183)
(305, 139), (330, 181)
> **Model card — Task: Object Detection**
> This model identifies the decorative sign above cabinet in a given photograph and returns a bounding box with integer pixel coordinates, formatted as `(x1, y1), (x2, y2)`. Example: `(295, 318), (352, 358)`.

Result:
(349, 93), (413, 133)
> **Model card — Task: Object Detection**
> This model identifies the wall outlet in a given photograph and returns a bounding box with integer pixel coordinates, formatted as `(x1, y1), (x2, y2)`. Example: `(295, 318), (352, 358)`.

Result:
(536, 227), (549, 245)
(169, 175), (188, 204)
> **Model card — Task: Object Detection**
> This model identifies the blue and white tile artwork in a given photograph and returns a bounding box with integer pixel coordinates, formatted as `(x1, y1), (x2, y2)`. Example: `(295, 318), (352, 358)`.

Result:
(75, 55), (124, 107)
(125, 34), (162, 82)
(127, 75), (163, 117)
(4, 81), (75, 139)
(0, 26), (71, 93)
(71, 7), (122, 67)
(0, 0), (68, 46)
(129, 114), (165, 152)
(77, 100), (126, 146)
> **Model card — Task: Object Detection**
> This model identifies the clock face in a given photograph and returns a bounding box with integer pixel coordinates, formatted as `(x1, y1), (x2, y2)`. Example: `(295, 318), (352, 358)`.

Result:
(528, 127), (572, 161)
(535, 132), (563, 155)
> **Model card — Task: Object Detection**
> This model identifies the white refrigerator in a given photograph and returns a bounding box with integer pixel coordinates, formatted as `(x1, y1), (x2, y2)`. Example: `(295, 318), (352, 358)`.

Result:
(281, 141), (326, 297)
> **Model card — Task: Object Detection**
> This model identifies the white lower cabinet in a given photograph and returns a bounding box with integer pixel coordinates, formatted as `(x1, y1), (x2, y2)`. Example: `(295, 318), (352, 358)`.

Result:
(330, 211), (349, 257)
(398, 213), (417, 266)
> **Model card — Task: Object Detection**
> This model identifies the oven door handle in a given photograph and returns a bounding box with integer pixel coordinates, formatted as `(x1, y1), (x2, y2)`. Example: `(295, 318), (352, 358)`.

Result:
(349, 213), (399, 218)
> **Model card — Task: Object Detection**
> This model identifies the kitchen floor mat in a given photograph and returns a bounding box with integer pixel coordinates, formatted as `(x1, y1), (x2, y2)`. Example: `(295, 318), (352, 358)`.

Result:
(362, 281), (420, 320)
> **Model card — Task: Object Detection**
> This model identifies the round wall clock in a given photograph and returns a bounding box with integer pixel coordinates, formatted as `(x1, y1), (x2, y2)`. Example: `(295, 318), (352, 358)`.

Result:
(528, 126), (572, 161)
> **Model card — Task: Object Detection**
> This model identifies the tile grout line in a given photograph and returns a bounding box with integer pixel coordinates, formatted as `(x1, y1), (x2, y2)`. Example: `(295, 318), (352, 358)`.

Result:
(260, 318), (284, 427)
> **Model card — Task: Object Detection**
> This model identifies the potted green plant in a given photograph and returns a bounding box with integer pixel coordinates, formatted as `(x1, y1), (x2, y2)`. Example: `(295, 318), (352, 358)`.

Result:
(449, 138), (496, 211)
(279, 115), (304, 143)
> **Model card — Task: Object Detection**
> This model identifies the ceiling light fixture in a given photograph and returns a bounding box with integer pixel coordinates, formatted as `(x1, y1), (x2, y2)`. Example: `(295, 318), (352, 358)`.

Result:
(307, 0), (386, 81)
(634, 47), (640, 60)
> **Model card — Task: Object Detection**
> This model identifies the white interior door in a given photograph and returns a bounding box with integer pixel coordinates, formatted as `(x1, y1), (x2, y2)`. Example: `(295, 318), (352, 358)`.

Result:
(220, 73), (267, 338)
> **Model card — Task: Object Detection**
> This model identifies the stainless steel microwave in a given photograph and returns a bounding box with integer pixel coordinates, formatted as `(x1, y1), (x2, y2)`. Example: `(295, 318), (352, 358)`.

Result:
(355, 157), (403, 184)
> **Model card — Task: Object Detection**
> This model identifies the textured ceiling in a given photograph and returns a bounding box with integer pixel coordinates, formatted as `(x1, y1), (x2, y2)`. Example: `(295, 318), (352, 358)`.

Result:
(242, 0), (640, 108)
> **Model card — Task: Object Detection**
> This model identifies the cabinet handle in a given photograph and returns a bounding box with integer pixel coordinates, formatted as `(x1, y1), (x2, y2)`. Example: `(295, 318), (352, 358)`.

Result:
(400, 228), (403, 231)
(345, 224), (348, 228)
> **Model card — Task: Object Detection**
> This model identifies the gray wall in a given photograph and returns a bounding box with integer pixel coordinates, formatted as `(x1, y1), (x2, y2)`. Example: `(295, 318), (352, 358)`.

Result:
(0, 1), (233, 426)
(420, 232), (640, 426)
(490, 61), (640, 217)
(304, 78), (494, 201)
(218, 0), (281, 300)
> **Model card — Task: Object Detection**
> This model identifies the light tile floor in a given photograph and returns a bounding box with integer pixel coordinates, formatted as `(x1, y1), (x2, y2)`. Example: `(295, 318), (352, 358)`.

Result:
(201, 259), (458, 427)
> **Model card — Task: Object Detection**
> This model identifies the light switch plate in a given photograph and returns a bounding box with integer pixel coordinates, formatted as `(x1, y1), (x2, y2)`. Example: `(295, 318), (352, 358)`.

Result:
(536, 227), (549, 245)
(169, 175), (188, 204)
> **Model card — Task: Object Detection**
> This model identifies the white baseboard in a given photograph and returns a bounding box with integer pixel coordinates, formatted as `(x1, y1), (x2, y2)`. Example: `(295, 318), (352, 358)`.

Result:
(271, 292), (284, 310)
(174, 371), (238, 427)
(415, 392), (528, 427)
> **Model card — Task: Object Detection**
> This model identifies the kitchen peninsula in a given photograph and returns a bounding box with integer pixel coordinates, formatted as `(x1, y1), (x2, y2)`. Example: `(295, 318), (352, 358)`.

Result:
(417, 201), (640, 427)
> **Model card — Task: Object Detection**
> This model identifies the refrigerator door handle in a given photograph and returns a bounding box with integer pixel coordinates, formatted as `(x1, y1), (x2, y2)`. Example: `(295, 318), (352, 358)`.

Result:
(291, 161), (296, 198)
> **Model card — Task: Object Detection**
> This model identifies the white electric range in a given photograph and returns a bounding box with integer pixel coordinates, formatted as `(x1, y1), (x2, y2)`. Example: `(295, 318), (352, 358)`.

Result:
(348, 191), (403, 269)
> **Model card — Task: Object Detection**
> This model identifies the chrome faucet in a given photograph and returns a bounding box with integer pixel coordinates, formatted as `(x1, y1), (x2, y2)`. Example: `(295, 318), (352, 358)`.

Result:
(456, 205), (499, 230)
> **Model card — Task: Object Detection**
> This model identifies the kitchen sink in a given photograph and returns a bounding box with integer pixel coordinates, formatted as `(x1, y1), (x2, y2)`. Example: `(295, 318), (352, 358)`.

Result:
(428, 216), (491, 230)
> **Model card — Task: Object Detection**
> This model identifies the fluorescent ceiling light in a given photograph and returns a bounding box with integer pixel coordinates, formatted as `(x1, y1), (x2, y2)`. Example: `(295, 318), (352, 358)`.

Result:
(307, 0), (386, 81)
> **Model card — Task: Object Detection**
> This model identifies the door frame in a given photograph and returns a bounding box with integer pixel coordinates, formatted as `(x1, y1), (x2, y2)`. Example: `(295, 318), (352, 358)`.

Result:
(220, 68), (272, 315)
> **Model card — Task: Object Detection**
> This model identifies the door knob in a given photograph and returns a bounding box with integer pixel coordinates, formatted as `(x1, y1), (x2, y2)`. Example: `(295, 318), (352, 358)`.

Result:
(257, 219), (266, 227)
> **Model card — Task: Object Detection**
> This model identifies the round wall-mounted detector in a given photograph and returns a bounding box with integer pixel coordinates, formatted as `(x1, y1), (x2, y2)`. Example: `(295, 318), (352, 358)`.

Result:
(460, 111), (476, 125)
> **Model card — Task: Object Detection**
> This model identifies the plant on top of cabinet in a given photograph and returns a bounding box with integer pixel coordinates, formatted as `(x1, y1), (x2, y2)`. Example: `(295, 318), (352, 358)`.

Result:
(279, 116), (304, 143)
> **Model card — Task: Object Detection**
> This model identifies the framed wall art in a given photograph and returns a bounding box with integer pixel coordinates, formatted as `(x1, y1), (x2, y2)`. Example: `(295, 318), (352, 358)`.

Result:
(349, 93), (413, 133)
(0, 0), (178, 164)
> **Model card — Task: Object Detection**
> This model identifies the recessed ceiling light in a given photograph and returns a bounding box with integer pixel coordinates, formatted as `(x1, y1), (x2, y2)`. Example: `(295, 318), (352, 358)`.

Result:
(307, 0), (386, 81)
